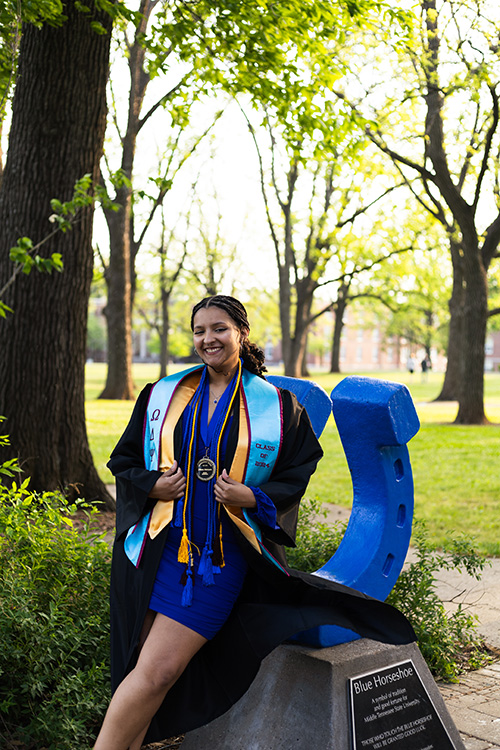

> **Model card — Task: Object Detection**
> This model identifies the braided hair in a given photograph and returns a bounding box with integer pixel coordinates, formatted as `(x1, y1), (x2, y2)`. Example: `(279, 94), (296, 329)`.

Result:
(191, 295), (267, 377)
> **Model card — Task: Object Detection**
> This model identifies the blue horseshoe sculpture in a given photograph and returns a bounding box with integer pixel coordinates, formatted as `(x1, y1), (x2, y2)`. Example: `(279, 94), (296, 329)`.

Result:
(267, 374), (420, 648)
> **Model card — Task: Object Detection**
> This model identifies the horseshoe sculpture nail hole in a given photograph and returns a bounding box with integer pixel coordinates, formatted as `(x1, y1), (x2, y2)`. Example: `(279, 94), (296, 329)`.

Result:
(394, 457), (404, 480)
(382, 553), (395, 577)
(396, 503), (406, 528)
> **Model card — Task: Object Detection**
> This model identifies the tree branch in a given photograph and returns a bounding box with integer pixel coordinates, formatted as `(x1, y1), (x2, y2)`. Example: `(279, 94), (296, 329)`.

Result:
(238, 105), (282, 267)
(473, 85), (499, 213)
(137, 74), (191, 133)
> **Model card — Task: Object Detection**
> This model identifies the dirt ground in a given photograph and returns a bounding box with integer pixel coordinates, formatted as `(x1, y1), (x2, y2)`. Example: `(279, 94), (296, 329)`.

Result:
(143, 738), (184, 749)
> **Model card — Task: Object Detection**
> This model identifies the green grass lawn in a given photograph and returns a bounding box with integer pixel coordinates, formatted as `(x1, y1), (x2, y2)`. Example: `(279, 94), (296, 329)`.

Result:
(86, 363), (500, 555)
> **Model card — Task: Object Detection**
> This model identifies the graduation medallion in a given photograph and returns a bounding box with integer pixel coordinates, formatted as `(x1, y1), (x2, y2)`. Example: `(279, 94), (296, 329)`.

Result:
(196, 455), (216, 481)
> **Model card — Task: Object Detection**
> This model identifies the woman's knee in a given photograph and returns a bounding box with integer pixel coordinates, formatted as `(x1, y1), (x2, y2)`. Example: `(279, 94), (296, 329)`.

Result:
(133, 614), (207, 694)
(136, 650), (185, 693)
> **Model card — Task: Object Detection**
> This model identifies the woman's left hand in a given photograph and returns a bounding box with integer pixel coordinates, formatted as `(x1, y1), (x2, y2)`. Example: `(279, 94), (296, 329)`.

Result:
(214, 469), (257, 508)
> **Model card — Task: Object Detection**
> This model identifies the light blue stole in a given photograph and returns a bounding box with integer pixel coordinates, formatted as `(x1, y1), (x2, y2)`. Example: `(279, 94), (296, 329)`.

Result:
(124, 366), (282, 566)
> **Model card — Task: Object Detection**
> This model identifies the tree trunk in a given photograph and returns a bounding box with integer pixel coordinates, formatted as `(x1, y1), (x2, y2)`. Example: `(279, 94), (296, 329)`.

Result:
(0, 2), (114, 507)
(278, 263), (293, 374)
(283, 336), (306, 377)
(300, 330), (310, 377)
(99, 187), (135, 399)
(159, 287), (170, 380)
(422, 0), (489, 423)
(454, 250), (489, 424)
(283, 280), (313, 377)
(330, 298), (347, 373)
(434, 242), (464, 401)
(99, 2), (152, 399)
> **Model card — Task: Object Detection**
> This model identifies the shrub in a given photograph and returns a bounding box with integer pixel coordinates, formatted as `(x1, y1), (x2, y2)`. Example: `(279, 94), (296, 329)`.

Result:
(387, 519), (490, 681)
(0, 480), (112, 749)
(292, 499), (491, 682)
(286, 496), (346, 572)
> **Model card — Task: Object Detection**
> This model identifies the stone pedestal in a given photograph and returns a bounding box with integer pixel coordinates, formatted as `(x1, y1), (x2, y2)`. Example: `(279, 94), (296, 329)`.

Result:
(181, 640), (465, 750)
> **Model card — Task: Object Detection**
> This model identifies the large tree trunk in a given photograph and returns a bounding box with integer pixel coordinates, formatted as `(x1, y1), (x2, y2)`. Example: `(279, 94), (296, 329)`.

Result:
(423, 0), (489, 424)
(454, 250), (488, 424)
(0, 2), (114, 506)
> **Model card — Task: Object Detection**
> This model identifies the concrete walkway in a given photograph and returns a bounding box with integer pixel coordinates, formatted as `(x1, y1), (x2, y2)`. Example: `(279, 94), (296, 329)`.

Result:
(434, 559), (500, 749)
(326, 503), (500, 749)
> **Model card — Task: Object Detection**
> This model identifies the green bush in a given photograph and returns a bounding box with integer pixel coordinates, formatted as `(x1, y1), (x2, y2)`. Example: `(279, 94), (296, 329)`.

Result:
(0, 486), (491, 749)
(0, 480), (112, 749)
(387, 520), (490, 681)
(286, 496), (346, 572)
(292, 499), (491, 682)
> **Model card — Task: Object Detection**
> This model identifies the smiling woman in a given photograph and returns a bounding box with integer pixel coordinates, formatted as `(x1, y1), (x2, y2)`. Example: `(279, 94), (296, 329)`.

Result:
(192, 307), (245, 373)
(192, 303), (249, 421)
(94, 294), (415, 750)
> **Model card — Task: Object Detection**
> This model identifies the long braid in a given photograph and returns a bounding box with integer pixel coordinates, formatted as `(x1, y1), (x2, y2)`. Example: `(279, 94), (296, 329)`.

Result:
(240, 338), (267, 377)
(191, 295), (267, 377)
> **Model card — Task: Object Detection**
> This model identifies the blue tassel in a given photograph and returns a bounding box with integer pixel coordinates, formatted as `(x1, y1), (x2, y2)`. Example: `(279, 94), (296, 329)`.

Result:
(213, 565), (221, 575)
(181, 570), (193, 607)
(202, 549), (215, 586)
(198, 545), (209, 576)
(173, 500), (184, 528)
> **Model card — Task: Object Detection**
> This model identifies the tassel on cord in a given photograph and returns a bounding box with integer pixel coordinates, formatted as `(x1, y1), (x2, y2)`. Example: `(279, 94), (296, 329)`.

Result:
(178, 388), (202, 565)
(202, 548), (215, 586)
(209, 364), (242, 572)
(198, 544), (209, 576)
(178, 529), (190, 564)
(182, 568), (193, 607)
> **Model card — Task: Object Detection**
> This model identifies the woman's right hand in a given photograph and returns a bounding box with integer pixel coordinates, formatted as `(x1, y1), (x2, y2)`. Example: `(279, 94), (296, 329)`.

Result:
(149, 460), (186, 501)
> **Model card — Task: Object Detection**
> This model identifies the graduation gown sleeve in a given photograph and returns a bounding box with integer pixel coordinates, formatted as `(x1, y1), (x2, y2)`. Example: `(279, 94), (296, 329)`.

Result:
(107, 383), (163, 540)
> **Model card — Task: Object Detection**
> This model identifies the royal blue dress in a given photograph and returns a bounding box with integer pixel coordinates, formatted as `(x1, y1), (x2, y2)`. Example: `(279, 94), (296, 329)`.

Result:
(149, 386), (250, 639)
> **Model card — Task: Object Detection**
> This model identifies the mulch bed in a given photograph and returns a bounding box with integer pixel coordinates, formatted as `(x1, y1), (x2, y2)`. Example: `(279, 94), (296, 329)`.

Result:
(144, 738), (185, 749)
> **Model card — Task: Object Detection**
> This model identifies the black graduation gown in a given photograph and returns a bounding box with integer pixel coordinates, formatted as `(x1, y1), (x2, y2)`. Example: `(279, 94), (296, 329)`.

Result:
(108, 379), (416, 743)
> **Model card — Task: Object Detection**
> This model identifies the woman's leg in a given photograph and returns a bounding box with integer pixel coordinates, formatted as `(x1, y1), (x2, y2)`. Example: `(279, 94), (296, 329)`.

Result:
(127, 610), (158, 750)
(128, 723), (150, 750)
(94, 613), (207, 750)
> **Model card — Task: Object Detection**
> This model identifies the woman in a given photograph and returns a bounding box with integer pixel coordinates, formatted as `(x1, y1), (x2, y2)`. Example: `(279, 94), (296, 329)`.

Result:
(95, 295), (414, 750)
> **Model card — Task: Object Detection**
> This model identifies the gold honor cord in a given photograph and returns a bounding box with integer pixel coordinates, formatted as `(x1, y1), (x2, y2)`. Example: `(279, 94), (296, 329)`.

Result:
(177, 394), (202, 566)
(148, 364), (263, 557)
(213, 360), (243, 568)
(149, 371), (202, 539)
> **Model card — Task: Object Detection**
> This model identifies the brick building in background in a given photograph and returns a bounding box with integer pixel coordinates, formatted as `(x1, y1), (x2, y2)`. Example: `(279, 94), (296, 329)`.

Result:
(89, 299), (500, 373)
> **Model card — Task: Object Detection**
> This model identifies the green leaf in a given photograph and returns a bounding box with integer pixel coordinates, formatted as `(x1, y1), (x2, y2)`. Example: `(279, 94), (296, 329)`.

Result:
(0, 300), (13, 318)
(90, 20), (108, 36)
